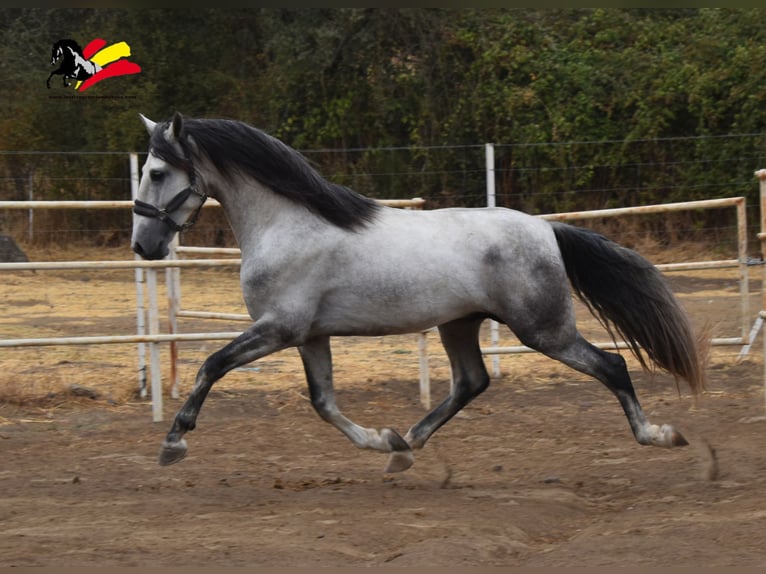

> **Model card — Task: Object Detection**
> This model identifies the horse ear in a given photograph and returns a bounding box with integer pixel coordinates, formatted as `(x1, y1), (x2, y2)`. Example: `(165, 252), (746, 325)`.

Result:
(138, 113), (157, 135)
(169, 112), (184, 143)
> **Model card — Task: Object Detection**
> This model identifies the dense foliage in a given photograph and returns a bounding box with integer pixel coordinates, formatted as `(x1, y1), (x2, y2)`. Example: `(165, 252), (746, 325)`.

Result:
(1, 8), (765, 243)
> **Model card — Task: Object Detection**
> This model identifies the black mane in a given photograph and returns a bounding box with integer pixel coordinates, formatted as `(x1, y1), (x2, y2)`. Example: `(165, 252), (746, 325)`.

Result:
(149, 116), (380, 230)
(55, 39), (83, 52)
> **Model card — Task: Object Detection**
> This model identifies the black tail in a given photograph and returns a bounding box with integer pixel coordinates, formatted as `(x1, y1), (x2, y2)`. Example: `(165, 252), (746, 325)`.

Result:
(551, 221), (707, 395)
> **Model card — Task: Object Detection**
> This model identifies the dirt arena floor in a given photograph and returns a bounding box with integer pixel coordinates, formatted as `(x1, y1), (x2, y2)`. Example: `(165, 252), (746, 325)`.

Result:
(2, 244), (766, 566)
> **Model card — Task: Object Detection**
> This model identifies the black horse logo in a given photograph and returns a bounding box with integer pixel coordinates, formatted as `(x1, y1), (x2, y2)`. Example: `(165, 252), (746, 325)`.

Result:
(46, 39), (102, 89)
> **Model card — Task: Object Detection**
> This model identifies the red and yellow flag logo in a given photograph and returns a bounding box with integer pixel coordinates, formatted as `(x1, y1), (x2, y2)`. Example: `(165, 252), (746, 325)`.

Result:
(76, 38), (141, 91)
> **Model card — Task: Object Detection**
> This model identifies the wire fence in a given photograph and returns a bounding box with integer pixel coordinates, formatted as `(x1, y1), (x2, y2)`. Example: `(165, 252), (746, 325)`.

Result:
(1, 132), (764, 255)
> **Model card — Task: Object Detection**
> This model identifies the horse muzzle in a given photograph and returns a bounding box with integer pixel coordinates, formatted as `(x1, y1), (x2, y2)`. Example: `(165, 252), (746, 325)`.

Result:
(132, 238), (169, 261)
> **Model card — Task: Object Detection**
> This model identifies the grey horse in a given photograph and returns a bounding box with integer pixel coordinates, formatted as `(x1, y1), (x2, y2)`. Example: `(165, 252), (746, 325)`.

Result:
(131, 112), (707, 473)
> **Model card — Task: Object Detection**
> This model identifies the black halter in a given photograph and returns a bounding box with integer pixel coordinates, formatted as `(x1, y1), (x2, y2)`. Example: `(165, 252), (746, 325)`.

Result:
(132, 155), (207, 232)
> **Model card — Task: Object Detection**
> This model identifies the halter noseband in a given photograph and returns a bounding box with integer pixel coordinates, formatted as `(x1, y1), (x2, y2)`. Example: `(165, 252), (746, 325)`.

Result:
(132, 152), (207, 232)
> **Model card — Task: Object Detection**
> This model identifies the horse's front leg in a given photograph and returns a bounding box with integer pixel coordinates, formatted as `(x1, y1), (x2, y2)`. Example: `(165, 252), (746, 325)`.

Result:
(159, 321), (291, 466)
(46, 69), (60, 89)
(298, 336), (411, 465)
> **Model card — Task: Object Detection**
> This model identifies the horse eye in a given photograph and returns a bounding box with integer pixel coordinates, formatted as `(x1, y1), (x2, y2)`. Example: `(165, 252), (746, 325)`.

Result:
(149, 170), (165, 183)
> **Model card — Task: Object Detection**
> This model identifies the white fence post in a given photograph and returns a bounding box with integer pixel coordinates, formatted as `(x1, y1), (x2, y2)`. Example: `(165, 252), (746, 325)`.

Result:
(485, 143), (501, 377)
(167, 235), (181, 399)
(27, 173), (34, 243)
(418, 332), (430, 408)
(129, 153), (148, 397)
(146, 267), (163, 422)
(756, 169), (766, 411)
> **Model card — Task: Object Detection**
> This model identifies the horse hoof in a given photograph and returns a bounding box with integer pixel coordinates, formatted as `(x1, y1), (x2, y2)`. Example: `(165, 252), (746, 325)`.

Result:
(670, 429), (689, 447)
(657, 424), (689, 447)
(380, 427), (410, 452)
(384, 450), (415, 473)
(380, 428), (413, 473)
(158, 438), (188, 466)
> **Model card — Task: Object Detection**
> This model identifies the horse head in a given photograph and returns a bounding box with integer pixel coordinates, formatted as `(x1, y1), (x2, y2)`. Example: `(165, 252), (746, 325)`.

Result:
(50, 44), (64, 65)
(131, 113), (207, 260)
(50, 39), (79, 64)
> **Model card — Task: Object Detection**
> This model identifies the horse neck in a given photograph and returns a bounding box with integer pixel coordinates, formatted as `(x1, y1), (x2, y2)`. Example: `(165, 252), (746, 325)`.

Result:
(208, 172), (321, 252)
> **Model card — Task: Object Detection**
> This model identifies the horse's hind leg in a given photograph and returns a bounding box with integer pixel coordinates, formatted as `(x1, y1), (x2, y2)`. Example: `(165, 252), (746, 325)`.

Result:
(298, 336), (411, 458)
(543, 335), (689, 448)
(385, 316), (490, 472)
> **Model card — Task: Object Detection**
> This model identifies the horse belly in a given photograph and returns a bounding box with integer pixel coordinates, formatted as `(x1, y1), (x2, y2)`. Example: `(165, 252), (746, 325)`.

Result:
(313, 262), (485, 336)
(313, 296), (474, 336)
